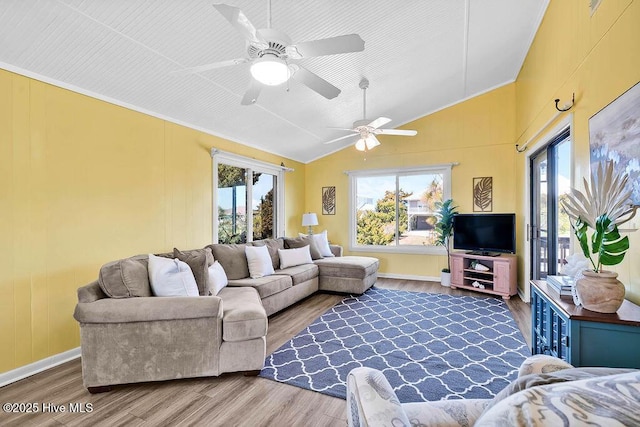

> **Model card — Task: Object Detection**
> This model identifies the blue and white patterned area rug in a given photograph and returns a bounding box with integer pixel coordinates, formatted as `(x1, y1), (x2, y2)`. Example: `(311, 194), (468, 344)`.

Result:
(259, 287), (529, 402)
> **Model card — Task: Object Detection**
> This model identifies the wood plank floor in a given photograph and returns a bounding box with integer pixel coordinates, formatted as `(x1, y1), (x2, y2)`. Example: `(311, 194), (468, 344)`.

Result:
(0, 278), (531, 427)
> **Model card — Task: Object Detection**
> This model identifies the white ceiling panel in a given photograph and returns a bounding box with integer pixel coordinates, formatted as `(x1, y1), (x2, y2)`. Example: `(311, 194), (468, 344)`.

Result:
(0, 0), (549, 163)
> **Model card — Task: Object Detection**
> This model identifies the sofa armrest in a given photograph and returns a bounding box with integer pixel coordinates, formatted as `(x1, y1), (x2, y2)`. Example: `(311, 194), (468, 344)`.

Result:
(77, 281), (107, 303)
(346, 367), (410, 427)
(329, 244), (343, 257)
(518, 355), (574, 378)
(74, 296), (222, 324)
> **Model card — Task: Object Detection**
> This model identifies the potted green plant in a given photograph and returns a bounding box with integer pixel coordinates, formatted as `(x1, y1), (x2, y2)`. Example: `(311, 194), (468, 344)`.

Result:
(561, 160), (637, 313)
(434, 199), (458, 287)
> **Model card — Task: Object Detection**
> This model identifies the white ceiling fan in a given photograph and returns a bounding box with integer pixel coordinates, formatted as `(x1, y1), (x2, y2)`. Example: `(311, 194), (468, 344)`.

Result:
(174, 1), (364, 105)
(324, 78), (418, 151)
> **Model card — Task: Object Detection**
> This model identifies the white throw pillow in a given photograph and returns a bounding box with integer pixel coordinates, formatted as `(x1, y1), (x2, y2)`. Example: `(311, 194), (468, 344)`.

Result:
(299, 230), (334, 257)
(245, 245), (275, 278)
(148, 254), (199, 297)
(278, 246), (313, 269)
(207, 261), (228, 296)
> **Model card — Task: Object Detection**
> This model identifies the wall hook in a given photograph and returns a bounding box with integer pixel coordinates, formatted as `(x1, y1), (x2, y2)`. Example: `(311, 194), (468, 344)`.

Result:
(555, 93), (575, 112)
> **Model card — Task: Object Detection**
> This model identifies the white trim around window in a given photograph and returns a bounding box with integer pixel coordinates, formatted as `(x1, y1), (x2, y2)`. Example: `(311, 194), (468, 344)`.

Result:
(211, 149), (292, 243)
(347, 164), (454, 254)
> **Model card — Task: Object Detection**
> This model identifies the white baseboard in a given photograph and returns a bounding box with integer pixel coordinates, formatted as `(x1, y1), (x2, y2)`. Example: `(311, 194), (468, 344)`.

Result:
(377, 272), (441, 283)
(0, 347), (81, 388)
(518, 287), (530, 303)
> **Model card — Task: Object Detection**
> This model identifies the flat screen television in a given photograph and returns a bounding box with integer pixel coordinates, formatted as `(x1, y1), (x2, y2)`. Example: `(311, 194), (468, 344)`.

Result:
(453, 213), (516, 256)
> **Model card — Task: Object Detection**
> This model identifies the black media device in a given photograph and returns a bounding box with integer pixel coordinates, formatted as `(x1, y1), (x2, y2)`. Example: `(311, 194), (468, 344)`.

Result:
(452, 213), (516, 256)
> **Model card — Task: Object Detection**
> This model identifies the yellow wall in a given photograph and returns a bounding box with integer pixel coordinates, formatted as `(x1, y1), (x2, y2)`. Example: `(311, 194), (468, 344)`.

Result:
(515, 0), (640, 303)
(3, 0), (639, 376)
(305, 84), (517, 277)
(0, 69), (306, 373)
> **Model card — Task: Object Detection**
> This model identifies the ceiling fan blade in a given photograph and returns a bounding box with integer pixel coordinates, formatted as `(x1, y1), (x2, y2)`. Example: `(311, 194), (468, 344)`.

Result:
(286, 34), (365, 59)
(213, 4), (268, 49)
(375, 129), (418, 136)
(290, 66), (341, 99)
(241, 79), (262, 105)
(327, 127), (357, 131)
(171, 58), (249, 75)
(324, 133), (358, 145)
(367, 117), (392, 129)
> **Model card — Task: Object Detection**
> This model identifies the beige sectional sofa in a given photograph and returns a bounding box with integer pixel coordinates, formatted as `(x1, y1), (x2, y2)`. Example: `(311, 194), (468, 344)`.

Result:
(73, 236), (379, 392)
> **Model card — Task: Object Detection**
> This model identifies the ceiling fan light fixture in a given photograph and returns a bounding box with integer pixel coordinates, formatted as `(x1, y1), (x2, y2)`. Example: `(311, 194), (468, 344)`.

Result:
(365, 135), (380, 150)
(250, 55), (290, 86)
(355, 138), (367, 151)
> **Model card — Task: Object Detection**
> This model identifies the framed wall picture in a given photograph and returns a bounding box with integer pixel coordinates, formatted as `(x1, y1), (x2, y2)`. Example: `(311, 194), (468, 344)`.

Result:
(473, 177), (493, 212)
(589, 81), (640, 206)
(322, 186), (336, 215)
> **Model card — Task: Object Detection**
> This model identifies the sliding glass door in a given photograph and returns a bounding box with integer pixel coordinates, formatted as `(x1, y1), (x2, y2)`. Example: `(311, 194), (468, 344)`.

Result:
(530, 128), (572, 279)
(213, 151), (285, 244)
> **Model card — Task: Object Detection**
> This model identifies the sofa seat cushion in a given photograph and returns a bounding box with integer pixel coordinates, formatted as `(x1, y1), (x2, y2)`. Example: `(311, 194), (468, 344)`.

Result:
(227, 275), (292, 299)
(314, 256), (379, 279)
(218, 287), (267, 342)
(276, 263), (319, 286)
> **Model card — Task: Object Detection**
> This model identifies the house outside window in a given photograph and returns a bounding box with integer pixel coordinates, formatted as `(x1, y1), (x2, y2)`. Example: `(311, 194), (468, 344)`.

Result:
(212, 150), (288, 244)
(348, 165), (452, 254)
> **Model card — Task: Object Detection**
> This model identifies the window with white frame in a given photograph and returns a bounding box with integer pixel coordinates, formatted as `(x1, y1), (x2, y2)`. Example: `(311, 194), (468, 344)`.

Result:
(212, 150), (288, 244)
(348, 165), (452, 253)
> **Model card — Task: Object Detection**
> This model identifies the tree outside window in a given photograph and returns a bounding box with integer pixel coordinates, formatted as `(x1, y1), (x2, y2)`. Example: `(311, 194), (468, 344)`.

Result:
(350, 166), (451, 252)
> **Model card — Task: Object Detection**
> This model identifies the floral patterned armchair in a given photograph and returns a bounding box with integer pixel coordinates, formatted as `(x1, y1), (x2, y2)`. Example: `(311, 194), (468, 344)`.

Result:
(347, 355), (640, 426)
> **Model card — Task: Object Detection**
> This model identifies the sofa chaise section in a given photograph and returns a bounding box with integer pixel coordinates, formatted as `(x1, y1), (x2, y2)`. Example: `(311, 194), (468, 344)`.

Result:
(73, 280), (267, 392)
(314, 256), (379, 294)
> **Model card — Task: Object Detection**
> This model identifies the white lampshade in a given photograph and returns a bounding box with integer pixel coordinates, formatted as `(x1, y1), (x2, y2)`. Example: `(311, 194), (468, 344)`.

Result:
(355, 135), (380, 152)
(250, 55), (291, 86)
(365, 135), (380, 150)
(301, 213), (318, 227)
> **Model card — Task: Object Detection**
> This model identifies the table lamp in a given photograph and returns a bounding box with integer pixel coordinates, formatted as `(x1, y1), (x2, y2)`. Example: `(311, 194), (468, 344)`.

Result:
(302, 213), (318, 235)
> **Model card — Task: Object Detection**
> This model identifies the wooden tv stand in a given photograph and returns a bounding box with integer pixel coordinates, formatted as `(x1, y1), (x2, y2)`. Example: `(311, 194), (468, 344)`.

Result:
(450, 251), (517, 299)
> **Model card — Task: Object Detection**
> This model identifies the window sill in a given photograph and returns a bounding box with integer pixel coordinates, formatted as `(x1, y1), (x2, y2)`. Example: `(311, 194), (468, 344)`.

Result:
(348, 245), (447, 256)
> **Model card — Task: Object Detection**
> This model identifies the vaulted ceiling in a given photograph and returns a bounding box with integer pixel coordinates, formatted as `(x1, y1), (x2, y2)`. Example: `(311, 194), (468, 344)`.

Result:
(0, 0), (549, 163)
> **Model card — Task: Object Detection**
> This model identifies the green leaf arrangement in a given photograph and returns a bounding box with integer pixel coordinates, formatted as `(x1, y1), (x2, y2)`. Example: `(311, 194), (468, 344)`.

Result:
(561, 160), (637, 272)
(434, 199), (458, 272)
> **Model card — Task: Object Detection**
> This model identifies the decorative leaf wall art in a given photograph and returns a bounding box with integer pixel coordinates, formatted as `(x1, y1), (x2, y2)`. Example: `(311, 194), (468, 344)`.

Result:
(473, 177), (493, 212)
(322, 186), (336, 215)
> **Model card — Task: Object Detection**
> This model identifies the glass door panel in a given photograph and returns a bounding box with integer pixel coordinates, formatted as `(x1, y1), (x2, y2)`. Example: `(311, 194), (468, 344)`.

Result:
(217, 164), (247, 243)
(530, 128), (571, 280)
(252, 172), (275, 241)
(556, 139), (572, 271)
(532, 153), (548, 278)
